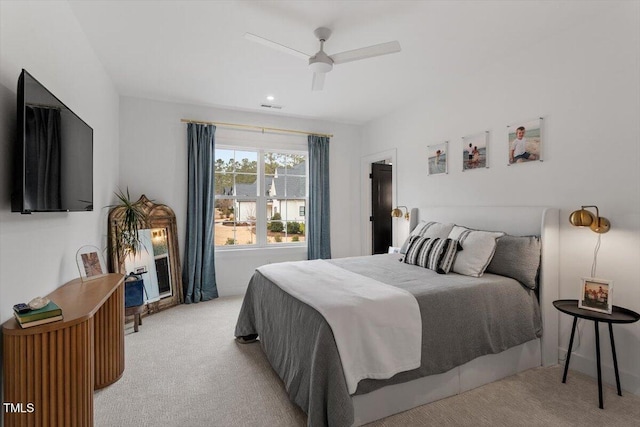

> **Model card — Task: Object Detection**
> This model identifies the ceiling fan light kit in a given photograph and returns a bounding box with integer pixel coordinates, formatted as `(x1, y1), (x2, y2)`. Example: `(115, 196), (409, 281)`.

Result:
(244, 27), (401, 91)
(309, 50), (333, 74)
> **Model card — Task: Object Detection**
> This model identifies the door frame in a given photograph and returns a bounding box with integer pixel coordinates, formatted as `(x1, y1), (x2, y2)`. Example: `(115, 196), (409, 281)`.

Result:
(360, 149), (397, 255)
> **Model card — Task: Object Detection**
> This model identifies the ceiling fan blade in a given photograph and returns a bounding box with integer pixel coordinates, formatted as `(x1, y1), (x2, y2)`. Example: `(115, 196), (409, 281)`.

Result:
(244, 32), (310, 60)
(330, 41), (401, 65)
(311, 73), (325, 91)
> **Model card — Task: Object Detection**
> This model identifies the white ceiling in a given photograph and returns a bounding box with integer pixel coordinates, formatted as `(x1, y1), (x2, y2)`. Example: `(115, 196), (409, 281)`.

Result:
(68, 0), (618, 125)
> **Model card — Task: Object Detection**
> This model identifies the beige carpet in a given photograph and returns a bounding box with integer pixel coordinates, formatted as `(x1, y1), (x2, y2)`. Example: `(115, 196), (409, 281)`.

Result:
(95, 295), (640, 426)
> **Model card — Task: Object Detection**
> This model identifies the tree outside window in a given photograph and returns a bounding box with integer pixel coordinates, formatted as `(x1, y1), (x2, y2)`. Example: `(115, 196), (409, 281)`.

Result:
(214, 148), (307, 247)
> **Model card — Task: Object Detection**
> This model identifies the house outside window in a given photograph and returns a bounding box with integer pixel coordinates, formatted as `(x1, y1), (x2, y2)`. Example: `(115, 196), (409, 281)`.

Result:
(214, 147), (307, 248)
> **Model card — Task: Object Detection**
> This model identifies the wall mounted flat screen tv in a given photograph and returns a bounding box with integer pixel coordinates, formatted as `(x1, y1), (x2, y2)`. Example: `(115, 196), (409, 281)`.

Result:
(12, 69), (93, 213)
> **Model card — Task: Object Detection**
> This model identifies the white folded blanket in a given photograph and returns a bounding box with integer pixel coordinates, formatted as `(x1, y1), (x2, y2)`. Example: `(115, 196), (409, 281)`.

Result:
(257, 259), (422, 394)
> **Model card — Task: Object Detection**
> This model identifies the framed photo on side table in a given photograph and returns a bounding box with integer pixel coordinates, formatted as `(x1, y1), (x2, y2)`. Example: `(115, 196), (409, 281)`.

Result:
(579, 277), (613, 314)
(76, 245), (108, 282)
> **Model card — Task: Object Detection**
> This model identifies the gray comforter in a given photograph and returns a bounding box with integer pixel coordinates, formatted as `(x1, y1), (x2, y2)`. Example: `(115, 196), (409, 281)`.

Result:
(235, 254), (542, 427)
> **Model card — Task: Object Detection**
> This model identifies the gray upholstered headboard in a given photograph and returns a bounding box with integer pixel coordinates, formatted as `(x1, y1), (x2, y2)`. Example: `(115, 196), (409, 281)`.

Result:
(410, 206), (552, 236)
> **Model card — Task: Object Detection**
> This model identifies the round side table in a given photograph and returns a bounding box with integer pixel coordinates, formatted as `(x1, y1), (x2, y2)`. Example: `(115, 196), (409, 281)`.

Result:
(553, 299), (640, 409)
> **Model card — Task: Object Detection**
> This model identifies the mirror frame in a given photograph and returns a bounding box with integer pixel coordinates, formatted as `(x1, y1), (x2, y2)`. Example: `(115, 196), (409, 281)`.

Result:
(108, 195), (183, 312)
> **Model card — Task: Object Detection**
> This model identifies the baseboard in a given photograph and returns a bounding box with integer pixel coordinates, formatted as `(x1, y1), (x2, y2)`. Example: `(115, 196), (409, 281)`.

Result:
(559, 346), (640, 396)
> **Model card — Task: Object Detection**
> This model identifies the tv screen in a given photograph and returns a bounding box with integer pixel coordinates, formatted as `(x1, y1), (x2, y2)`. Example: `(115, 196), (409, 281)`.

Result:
(12, 69), (93, 213)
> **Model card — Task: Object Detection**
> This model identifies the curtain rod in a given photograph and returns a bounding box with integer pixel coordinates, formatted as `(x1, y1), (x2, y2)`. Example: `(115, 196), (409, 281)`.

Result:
(180, 118), (333, 138)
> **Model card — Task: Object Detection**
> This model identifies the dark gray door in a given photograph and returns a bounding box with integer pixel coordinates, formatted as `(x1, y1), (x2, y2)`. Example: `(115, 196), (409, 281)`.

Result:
(371, 163), (392, 254)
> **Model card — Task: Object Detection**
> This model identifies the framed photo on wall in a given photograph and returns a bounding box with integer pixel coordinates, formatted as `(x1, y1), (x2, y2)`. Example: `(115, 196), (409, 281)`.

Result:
(508, 118), (542, 165)
(462, 131), (489, 171)
(427, 141), (448, 175)
(578, 277), (613, 314)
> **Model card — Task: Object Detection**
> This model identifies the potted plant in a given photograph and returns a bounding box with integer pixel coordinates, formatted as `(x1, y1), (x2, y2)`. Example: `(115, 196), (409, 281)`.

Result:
(107, 188), (149, 272)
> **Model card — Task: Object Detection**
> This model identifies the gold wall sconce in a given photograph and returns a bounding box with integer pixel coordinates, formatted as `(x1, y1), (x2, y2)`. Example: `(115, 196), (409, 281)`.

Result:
(569, 205), (611, 233)
(391, 206), (410, 220)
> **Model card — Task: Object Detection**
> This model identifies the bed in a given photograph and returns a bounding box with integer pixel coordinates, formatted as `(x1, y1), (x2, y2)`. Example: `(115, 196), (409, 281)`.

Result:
(235, 206), (559, 426)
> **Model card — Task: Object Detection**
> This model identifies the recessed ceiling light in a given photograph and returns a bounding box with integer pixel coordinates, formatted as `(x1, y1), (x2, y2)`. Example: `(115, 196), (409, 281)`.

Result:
(266, 95), (275, 101)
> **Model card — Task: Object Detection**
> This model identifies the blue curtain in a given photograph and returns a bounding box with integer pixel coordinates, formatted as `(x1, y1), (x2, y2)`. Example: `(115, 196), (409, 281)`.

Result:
(307, 135), (331, 259)
(182, 123), (218, 303)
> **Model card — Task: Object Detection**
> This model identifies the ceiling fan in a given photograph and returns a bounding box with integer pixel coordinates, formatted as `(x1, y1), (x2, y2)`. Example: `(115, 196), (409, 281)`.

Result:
(244, 27), (401, 91)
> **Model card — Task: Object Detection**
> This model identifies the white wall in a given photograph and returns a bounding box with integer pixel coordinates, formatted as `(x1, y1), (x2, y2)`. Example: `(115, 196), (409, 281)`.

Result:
(119, 96), (361, 296)
(0, 0), (120, 395)
(362, 3), (640, 394)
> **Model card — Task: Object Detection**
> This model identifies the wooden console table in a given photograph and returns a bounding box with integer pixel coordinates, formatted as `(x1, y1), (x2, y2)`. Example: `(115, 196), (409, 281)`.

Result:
(3, 273), (125, 427)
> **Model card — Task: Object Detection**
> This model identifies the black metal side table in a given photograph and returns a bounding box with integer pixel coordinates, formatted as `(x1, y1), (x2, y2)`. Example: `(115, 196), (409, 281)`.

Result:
(553, 299), (640, 409)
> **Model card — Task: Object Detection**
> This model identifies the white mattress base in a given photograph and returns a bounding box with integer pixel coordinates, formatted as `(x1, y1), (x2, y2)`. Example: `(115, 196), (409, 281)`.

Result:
(352, 338), (541, 426)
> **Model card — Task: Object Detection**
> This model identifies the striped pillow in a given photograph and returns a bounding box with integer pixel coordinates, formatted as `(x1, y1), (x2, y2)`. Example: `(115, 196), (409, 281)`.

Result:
(399, 221), (455, 254)
(403, 236), (460, 274)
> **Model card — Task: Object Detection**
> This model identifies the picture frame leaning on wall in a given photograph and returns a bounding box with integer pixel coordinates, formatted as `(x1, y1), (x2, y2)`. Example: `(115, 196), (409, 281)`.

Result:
(76, 245), (108, 282)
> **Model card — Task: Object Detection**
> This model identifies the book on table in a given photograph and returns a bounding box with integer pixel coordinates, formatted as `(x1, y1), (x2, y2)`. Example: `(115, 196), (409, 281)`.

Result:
(13, 313), (64, 328)
(13, 300), (63, 323)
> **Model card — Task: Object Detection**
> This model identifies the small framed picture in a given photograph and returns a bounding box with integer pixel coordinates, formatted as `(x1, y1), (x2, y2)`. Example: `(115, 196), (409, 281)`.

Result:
(508, 118), (542, 165)
(462, 131), (489, 171)
(578, 277), (613, 314)
(76, 245), (108, 282)
(427, 141), (448, 175)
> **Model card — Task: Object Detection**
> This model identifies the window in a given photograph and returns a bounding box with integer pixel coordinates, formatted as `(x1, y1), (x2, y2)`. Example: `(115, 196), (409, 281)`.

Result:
(214, 147), (307, 248)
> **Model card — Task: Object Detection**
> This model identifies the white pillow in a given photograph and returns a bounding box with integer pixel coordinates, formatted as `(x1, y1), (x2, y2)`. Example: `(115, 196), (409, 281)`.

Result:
(400, 221), (455, 254)
(448, 225), (505, 277)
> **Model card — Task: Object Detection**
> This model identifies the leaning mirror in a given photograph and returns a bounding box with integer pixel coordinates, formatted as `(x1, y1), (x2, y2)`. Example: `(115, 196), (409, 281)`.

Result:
(108, 195), (183, 312)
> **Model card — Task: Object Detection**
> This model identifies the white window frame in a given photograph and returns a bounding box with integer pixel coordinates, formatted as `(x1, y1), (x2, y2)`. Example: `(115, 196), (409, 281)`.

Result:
(215, 145), (308, 250)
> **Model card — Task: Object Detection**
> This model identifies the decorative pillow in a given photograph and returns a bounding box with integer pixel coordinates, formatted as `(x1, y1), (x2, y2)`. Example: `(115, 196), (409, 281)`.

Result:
(448, 226), (505, 277)
(403, 236), (460, 274)
(400, 221), (455, 254)
(486, 235), (541, 289)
